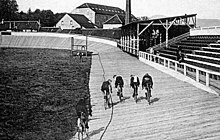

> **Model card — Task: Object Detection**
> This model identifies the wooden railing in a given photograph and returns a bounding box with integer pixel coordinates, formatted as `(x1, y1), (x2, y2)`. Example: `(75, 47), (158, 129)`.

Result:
(139, 51), (220, 95)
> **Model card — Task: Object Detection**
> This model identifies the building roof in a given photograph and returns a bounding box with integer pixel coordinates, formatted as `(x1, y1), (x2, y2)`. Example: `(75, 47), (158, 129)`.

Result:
(103, 14), (124, 24)
(103, 14), (137, 25)
(76, 3), (125, 15)
(68, 14), (97, 28)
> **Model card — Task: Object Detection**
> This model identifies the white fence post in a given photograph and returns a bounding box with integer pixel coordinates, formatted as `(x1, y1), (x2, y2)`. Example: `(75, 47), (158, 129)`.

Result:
(184, 64), (187, 75)
(206, 73), (210, 86)
(175, 62), (177, 71)
(167, 60), (170, 68)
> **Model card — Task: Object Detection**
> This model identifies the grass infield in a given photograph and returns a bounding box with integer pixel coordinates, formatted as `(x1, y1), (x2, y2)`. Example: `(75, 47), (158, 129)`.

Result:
(0, 48), (92, 140)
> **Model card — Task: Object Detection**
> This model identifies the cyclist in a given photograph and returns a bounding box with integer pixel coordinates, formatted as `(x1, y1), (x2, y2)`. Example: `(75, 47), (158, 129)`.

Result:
(113, 75), (124, 101)
(76, 98), (92, 138)
(77, 111), (88, 138)
(101, 79), (112, 109)
(130, 75), (140, 103)
(142, 73), (153, 104)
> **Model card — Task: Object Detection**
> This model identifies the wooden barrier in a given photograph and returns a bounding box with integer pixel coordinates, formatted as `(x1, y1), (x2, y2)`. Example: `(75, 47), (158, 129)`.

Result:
(70, 36), (88, 56)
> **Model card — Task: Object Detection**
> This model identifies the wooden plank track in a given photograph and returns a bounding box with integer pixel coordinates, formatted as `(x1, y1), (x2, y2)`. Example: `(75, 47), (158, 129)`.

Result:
(78, 41), (220, 140)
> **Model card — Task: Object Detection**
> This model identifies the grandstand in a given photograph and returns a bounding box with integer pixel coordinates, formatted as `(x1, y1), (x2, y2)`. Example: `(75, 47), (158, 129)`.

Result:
(117, 15), (220, 94)
(159, 35), (220, 72)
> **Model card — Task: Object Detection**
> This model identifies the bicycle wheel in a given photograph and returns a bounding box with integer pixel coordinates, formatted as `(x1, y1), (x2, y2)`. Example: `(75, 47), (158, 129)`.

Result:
(119, 91), (123, 102)
(104, 91), (107, 109)
(134, 94), (137, 103)
(145, 87), (151, 105)
(134, 85), (138, 103)
(107, 92), (112, 108)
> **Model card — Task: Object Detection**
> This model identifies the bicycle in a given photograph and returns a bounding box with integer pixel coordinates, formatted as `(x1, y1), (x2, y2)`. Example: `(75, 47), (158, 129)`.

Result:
(143, 84), (152, 105)
(132, 84), (138, 103)
(104, 90), (112, 109)
(116, 84), (123, 102)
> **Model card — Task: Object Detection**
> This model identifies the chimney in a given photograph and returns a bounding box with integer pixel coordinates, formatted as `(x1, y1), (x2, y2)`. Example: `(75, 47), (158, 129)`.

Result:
(125, 0), (131, 25)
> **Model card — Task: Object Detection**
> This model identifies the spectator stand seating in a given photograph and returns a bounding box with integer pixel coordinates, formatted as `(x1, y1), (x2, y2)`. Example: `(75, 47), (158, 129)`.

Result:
(157, 35), (220, 73)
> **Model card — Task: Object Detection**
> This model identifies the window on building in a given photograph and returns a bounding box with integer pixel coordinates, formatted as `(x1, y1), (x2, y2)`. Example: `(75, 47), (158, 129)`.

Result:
(70, 20), (73, 25)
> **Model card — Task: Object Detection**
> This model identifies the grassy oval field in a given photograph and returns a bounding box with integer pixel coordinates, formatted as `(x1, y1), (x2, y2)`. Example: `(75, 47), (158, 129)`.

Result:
(0, 48), (92, 140)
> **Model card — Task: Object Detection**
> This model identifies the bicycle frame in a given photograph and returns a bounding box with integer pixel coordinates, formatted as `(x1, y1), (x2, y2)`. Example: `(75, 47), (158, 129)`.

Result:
(104, 90), (111, 109)
(133, 84), (138, 103)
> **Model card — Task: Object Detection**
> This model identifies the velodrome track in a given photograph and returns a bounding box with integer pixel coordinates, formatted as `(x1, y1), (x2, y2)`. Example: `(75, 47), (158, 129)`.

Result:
(1, 33), (220, 140)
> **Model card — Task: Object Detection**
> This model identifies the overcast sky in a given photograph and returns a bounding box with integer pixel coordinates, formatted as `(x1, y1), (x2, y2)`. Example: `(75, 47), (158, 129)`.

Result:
(16, 0), (220, 19)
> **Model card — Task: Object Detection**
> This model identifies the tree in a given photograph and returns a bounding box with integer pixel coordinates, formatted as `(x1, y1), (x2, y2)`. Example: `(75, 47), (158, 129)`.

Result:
(0, 0), (18, 20)
(33, 9), (41, 21)
(27, 8), (34, 20)
(40, 10), (55, 27)
(18, 11), (28, 20)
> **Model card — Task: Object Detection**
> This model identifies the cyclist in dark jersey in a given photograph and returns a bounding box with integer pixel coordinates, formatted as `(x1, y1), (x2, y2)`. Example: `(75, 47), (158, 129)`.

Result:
(101, 79), (112, 109)
(142, 73), (153, 104)
(113, 75), (124, 101)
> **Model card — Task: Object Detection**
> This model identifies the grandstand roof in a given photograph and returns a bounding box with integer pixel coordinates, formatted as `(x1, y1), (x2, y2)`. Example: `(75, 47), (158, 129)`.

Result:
(126, 14), (197, 26)
(76, 3), (125, 15)
(68, 14), (98, 28)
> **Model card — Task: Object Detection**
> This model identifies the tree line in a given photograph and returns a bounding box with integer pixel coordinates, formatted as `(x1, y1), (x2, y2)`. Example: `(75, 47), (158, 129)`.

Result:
(0, 0), (65, 27)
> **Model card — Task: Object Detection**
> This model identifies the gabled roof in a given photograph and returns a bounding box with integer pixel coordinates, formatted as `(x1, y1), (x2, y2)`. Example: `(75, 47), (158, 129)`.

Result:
(55, 13), (67, 23)
(68, 14), (97, 28)
(103, 14), (124, 24)
(76, 3), (125, 15)
(103, 14), (138, 25)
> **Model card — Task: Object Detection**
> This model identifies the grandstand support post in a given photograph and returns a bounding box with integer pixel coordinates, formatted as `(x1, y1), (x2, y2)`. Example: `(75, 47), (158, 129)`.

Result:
(165, 20), (169, 48)
(159, 33), (162, 47)
(160, 19), (176, 48)
(71, 37), (74, 56)
(196, 69), (199, 82)
(86, 35), (88, 56)
(206, 73), (210, 86)
(137, 23), (140, 56)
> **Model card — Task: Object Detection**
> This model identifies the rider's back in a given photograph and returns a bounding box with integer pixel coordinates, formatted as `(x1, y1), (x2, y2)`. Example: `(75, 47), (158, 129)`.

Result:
(142, 74), (153, 88)
(130, 76), (140, 87)
(101, 81), (110, 91)
(115, 76), (124, 87)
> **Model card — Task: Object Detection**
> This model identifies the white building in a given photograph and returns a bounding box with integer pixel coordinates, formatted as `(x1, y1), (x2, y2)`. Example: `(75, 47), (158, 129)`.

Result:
(56, 13), (97, 30)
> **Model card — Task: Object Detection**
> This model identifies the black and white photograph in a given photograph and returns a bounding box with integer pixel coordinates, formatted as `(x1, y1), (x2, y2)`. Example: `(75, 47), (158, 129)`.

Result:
(1, 0), (220, 139)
